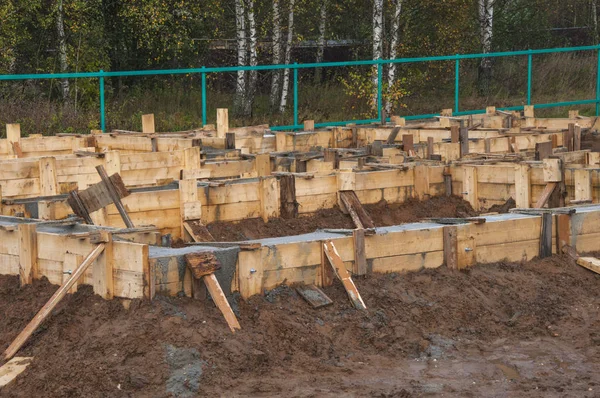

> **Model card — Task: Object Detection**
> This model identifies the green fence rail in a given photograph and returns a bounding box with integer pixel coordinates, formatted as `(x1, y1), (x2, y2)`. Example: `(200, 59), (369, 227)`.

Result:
(1, 44), (600, 132)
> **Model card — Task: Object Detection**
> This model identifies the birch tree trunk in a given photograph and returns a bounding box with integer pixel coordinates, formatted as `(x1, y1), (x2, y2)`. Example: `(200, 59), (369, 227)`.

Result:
(593, 0), (599, 44)
(244, 0), (258, 116)
(314, 0), (328, 83)
(477, 0), (494, 96)
(57, 0), (70, 100)
(234, 0), (247, 115)
(372, 0), (384, 111)
(279, 0), (295, 113)
(385, 0), (402, 115)
(270, 0), (282, 109)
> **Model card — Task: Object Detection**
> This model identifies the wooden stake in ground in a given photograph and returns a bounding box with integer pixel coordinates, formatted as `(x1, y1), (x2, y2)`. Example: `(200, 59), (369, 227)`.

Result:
(323, 241), (366, 310)
(3, 244), (106, 361)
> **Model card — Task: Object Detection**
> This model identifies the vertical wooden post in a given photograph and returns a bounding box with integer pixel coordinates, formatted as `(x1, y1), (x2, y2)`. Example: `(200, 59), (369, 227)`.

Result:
(574, 169), (592, 202)
(414, 165), (430, 200)
(450, 125), (460, 143)
(557, 214), (571, 253)
(574, 124), (581, 151)
(427, 137), (434, 159)
(255, 153), (271, 177)
(216, 108), (229, 138)
(179, 179), (201, 238)
(524, 105), (535, 118)
(514, 164), (531, 208)
(275, 132), (287, 152)
(443, 226), (458, 269)
(104, 151), (121, 176)
(18, 224), (37, 285)
(390, 116), (405, 126)
(6, 124), (21, 158)
(259, 176), (280, 222)
(279, 175), (298, 219)
(90, 207), (108, 226)
(303, 120), (315, 131)
(463, 166), (479, 210)
(64, 253), (83, 294)
(183, 146), (201, 171)
(225, 132), (236, 150)
(539, 213), (552, 258)
(443, 167), (452, 196)
(353, 229), (367, 276)
(142, 114), (155, 134)
(39, 157), (58, 196)
(402, 134), (414, 153)
(324, 149), (338, 168)
(93, 233), (114, 299)
(569, 110), (579, 119)
(459, 121), (469, 156)
(566, 123), (575, 152)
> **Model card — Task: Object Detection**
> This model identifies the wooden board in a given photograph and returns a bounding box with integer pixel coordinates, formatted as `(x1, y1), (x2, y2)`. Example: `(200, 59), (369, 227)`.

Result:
(185, 251), (221, 278)
(296, 284), (333, 308)
(576, 257), (600, 275)
(323, 241), (366, 310)
(0, 357), (33, 389)
(203, 274), (240, 332)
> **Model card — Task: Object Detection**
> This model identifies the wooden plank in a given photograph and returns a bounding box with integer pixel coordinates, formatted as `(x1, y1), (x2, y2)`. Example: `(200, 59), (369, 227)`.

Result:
(534, 182), (557, 208)
(296, 284), (333, 308)
(576, 257), (600, 275)
(459, 124), (469, 156)
(402, 134), (414, 152)
(18, 224), (37, 285)
(535, 141), (553, 160)
(443, 225), (458, 269)
(141, 114), (155, 134)
(96, 165), (134, 228)
(539, 213), (552, 259)
(557, 214), (571, 253)
(323, 241), (366, 310)
(93, 234), (114, 299)
(574, 169), (592, 202)
(353, 229), (367, 276)
(514, 164), (531, 208)
(39, 157), (58, 196)
(183, 220), (215, 242)
(255, 153), (271, 177)
(543, 158), (562, 182)
(0, 357), (33, 389)
(414, 164), (430, 200)
(203, 273), (241, 332)
(3, 244), (105, 361)
(279, 174), (298, 219)
(386, 127), (401, 144)
(6, 124), (21, 158)
(185, 251), (221, 278)
(216, 108), (229, 138)
(339, 190), (375, 229)
(463, 166), (478, 210)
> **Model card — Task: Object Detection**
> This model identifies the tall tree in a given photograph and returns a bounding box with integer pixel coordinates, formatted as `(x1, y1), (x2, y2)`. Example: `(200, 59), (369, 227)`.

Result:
(57, 0), (70, 100)
(478, 0), (494, 95)
(270, 0), (282, 109)
(372, 0), (384, 110)
(244, 0), (258, 116)
(234, 0), (247, 115)
(279, 0), (295, 113)
(386, 0), (402, 115)
(314, 0), (328, 82)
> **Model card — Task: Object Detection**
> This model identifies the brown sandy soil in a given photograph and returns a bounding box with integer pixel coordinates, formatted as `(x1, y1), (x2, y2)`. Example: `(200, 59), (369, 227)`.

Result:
(3, 254), (600, 397)
(208, 196), (479, 241)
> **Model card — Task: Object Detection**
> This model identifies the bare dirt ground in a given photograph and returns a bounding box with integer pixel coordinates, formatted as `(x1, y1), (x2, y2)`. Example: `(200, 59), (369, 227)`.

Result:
(208, 196), (481, 242)
(2, 253), (600, 397)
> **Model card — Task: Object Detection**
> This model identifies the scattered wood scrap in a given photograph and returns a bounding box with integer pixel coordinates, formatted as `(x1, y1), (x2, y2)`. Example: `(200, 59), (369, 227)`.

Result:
(0, 357), (33, 389)
(184, 252), (240, 333)
(339, 190), (375, 229)
(183, 220), (216, 242)
(323, 241), (366, 310)
(296, 284), (333, 308)
(3, 244), (106, 361)
(576, 257), (600, 275)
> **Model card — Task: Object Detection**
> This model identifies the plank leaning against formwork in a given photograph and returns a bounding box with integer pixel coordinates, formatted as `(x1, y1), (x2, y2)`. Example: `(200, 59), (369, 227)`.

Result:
(323, 241), (366, 310)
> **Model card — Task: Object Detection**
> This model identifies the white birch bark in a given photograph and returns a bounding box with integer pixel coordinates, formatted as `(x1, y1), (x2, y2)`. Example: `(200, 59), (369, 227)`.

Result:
(593, 0), (599, 44)
(314, 0), (328, 82)
(279, 0), (295, 113)
(270, 0), (282, 108)
(372, 0), (384, 110)
(478, 0), (494, 95)
(244, 0), (258, 116)
(385, 0), (402, 115)
(234, 0), (247, 114)
(57, 0), (70, 100)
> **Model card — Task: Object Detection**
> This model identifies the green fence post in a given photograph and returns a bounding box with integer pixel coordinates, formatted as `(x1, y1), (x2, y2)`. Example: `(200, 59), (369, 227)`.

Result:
(597, 46), (600, 116)
(99, 70), (105, 132)
(377, 62), (383, 122)
(527, 50), (533, 105)
(201, 66), (207, 126)
(293, 63), (299, 128)
(454, 55), (460, 114)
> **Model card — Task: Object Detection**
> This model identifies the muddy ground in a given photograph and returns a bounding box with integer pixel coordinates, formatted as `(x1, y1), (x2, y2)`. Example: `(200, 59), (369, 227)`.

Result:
(208, 195), (485, 242)
(2, 254), (600, 397)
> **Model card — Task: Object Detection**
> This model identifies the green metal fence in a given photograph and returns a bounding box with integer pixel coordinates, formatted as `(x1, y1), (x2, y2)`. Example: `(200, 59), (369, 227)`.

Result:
(1, 44), (599, 132)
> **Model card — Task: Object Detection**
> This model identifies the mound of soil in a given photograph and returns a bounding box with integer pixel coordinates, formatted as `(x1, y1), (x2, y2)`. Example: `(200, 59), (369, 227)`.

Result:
(207, 195), (479, 241)
(2, 254), (600, 396)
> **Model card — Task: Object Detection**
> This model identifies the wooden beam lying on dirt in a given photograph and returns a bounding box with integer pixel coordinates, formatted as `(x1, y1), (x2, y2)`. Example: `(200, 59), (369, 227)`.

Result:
(576, 257), (600, 275)
(0, 357), (33, 389)
(296, 284), (333, 308)
(183, 220), (216, 242)
(3, 244), (106, 361)
(323, 241), (366, 310)
(339, 191), (375, 229)
(204, 274), (241, 332)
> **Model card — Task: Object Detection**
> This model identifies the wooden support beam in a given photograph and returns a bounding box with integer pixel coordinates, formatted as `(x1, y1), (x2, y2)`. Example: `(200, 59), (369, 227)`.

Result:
(535, 141), (553, 160)
(275, 132), (287, 152)
(279, 174), (298, 219)
(557, 214), (571, 254)
(39, 157), (58, 196)
(303, 120), (315, 131)
(443, 226), (458, 269)
(320, 243), (334, 287)
(565, 124), (574, 151)
(539, 213), (552, 259)
(93, 233), (114, 299)
(216, 108), (229, 138)
(323, 241), (366, 310)
(543, 158), (562, 182)
(514, 164), (531, 208)
(6, 124), (21, 158)
(183, 220), (215, 242)
(18, 224), (37, 285)
(0, 357), (33, 389)
(353, 229), (367, 276)
(203, 274), (241, 332)
(259, 176), (280, 222)
(459, 122), (469, 156)
(524, 105), (535, 118)
(225, 132), (235, 149)
(339, 190), (375, 229)
(63, 253), (83, 294)
(577, 257), (600, 274)
(3, 244), (106, 361)
(390, 115), (405, 126)
(104, 151), (121, 176)
(463, 166), (478, 210)
(185, 252), (221, 278)
(574, 124), (582, 151)
(414, 164), (430, 200)
(142, 114), (155, 134)
(574, 169), (592, 202)
(255, 153), (271, 177)
(296, 285), (332, 308)
(11, 142), (23, 158)
(386, 127), (401, 144)
(96, 165), (134, 228)
(450, 125), (460, 143)
(534, 182), (558, 208)
(402, 134), (414, 152)
(427, 137), (435, 159)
